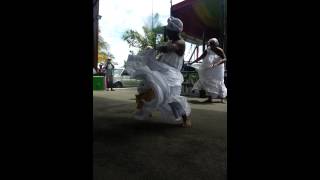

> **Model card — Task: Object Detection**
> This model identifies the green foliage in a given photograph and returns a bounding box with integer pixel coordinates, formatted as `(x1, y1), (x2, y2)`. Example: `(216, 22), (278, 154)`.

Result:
(121, 13), (165, 54)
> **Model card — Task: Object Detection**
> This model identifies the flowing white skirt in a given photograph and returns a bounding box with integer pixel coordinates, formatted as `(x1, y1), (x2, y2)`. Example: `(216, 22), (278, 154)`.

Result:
(192, 65), (227, 98)
(126, 49), (191, 123)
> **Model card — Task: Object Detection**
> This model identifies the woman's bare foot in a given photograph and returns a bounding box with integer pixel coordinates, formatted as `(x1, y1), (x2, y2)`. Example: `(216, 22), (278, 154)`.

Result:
(182, 114), (192, 128)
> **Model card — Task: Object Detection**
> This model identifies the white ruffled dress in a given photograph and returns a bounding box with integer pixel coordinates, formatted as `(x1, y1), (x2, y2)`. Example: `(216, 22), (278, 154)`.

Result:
(192, 49), (227, 98)
(126, 48), (191, 124)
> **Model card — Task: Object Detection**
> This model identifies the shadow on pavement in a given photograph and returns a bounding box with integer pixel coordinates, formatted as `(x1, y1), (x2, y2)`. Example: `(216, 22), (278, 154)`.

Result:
(188, 99), (224, 104)
(93, 95), (227, 180)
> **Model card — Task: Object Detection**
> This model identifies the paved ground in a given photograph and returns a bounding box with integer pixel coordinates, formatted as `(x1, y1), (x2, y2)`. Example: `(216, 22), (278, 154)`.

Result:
(93, 88), (227, 180)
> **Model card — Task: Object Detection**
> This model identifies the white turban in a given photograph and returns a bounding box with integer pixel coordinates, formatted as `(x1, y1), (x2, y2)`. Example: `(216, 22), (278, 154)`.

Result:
(208, 38), (219, 47)
(166, 17), (183, 32)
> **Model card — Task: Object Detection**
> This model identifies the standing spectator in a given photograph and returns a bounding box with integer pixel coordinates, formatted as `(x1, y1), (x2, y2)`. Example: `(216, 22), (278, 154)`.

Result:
(104, 58), (115, 91)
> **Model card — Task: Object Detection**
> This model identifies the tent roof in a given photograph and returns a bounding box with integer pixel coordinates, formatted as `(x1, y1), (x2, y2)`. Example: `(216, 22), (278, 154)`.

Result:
(171, 0), (225, 44)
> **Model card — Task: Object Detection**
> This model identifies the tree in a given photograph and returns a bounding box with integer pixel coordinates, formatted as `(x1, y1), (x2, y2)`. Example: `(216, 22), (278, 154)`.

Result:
(98, 27), (114, 63)
(121, 13), (165, 54)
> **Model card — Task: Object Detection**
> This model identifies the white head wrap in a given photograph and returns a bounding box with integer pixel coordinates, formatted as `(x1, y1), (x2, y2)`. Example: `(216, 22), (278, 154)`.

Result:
(166, 17), (183, 32)
(208, 38), (219, 47)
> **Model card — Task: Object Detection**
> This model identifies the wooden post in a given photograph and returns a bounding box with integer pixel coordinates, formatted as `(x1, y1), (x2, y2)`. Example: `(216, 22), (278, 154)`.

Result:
(170, 0), (172, 16)
(93, 0), (99, 69)
(163, 26), (167, 42)
(196, 45), (199, 59)
(224, 0), (227, 55)
(202, 31), (206, 53)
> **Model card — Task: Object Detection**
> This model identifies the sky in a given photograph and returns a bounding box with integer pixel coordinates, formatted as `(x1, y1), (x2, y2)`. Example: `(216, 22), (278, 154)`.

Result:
(99, 0), (195, 67)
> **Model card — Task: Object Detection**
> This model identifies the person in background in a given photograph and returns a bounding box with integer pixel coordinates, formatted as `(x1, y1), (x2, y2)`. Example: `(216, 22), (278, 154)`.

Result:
(190, 38), (227, 103)
(104, 58), (115, 91)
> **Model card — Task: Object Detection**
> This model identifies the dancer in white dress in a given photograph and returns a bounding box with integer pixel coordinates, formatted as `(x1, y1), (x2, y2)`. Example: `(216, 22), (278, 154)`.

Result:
(126, 17), (191, 127)
(190, 38), (227, 103)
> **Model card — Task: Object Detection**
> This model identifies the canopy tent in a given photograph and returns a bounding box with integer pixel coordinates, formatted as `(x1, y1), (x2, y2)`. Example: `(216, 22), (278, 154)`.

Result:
(171, 0), (226, 48)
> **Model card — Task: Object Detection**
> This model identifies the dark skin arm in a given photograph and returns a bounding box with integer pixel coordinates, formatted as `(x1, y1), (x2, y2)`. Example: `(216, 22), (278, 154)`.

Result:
(190, 50), (208, 64)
